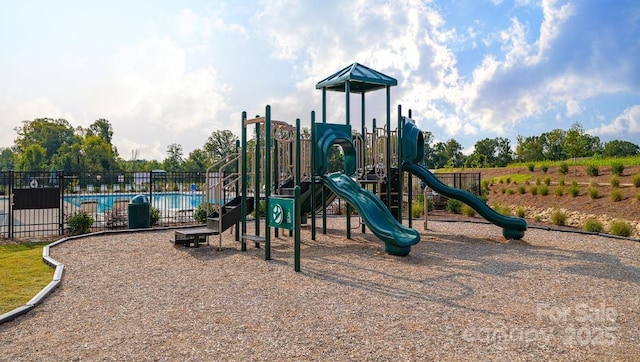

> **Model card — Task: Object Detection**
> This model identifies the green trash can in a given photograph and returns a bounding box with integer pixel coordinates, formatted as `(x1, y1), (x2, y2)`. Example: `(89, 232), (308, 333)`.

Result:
(128, 195), (150, 229)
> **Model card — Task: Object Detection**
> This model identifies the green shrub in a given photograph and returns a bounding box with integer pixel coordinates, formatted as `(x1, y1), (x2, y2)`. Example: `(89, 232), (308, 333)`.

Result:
(611, 162), (624, 176)
(535, 177), (541, 186)
(518, 185), (526, 194)
(427, 198), (435, 212)
(68, 210), (94, 235)
(611, 188), (622, 202)
(610, 175), (620, 188)
(543, 176), (551, 186)
(411, 201), (425, 218)
(559, 162), (569, 175)
(194, 202), (216, 222)
(609, 220), (633, 237)
(554, 186), (564, 196)
(506, 188), (515, 195)
(633, 174), (640, 188)
(571, 179), (578, 187)
(492, 203), (511, 216)
(461, 204), (476, 217)
(541, 164), (549, 173)
(527, 163), (535, 172)
(478, 193), (488, 203)
(636, 192), (640, 201)
(558, 177), (565, 186)
(150, 206), (160, 226)
(569, 185), (580, 197)
(550, 209), (567, 226)
(530, 186), (538, 195)
(588, 187), (599, 199)
(516, 207), (526, 218)
(500, 187), (506, 194)
(586, 164), (599, 176)
(534, 215), (543, 222)
(446, 199), (462, 214)
(583, 218), (603, 233)
(539, 184), (549, 196)
(481, 179), (491, 191)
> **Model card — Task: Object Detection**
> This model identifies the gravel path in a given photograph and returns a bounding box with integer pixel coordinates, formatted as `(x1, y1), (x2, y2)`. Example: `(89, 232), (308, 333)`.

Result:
(1, 218), (638, 361)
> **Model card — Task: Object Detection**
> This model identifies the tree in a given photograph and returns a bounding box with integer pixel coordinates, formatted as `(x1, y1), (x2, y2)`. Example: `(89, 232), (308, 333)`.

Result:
(430, 139), (464, 168)
(327, 145), (345, 172)
(541, 129), (566, 161)
(494, 137), (513, 167)
(81, 135), (118, 172)
(183, 148), (211, 171)
(16, 144), (47, 171)
(86, 119), (118, 157)
(421, 131), (434, 167)
(204, 130), (238, 164)
(563, 122), (600, 162)
(86, 119), (114, 145)
(515, 135), (544, 162)
(603, 140), (640, 157)
(0, 147), (15, 171)
(164, 143), (184, 171)
(469, 138), (497, 167)
(430, 142), (448, 169)
(14, 118), (79, 163)
(49, 142), (83, 173)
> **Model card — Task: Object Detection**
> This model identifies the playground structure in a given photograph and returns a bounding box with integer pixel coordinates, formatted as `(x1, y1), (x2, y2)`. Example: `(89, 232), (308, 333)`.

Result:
(196, 63), (527, 262)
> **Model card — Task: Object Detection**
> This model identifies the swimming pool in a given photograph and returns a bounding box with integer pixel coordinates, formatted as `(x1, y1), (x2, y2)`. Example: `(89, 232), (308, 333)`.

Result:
(64, 192), (205, 213)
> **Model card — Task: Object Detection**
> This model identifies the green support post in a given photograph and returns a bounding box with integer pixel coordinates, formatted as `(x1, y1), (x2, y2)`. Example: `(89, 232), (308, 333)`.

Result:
(294, 185), (301, 272)
(274, 123), (279, 239)
(397, 105), (403, 223)
(386, 86), (391, 214)
(235, 139), (240, 241)
(255, 122), (261, 245)
(345, 80), (351, 239)
(406, 110), (412, 229)
(265, 105), (272, 261)
(310, 111), (316, 241)
(240, 113), (247, 250)
(361, 92), (366, 234)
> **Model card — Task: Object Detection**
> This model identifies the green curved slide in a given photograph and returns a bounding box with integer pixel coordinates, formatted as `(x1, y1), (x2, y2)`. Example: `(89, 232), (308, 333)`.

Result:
(402, 121), (527, 239)
(320, 172), (420, 256)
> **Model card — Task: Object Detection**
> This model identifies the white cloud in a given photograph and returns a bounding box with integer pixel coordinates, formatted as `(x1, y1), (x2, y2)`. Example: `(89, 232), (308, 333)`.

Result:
(80, 38), (231, 159)
(589, 105), (640, 137)
(0, 97), (72, 148)
(565, 100), (581, 117)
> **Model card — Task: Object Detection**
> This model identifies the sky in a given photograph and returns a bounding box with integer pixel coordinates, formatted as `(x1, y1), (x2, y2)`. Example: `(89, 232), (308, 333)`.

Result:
(1, 0), (639, 161)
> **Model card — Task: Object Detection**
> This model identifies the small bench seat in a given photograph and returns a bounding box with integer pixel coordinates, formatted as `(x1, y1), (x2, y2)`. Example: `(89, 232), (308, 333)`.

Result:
(173, 227), (216, 248)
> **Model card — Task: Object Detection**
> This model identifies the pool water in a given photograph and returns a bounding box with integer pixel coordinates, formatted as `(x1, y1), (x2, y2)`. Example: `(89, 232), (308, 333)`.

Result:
(64, 192), (205, 213)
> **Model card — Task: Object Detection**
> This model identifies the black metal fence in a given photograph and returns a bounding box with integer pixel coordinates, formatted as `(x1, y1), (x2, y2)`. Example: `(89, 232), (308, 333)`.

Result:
(0, 170), (481, 240)
(0, 170), (207, 239)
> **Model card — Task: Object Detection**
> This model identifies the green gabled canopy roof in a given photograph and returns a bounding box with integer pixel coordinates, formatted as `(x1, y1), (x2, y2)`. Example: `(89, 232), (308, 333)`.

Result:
(315, 62), (397, 93)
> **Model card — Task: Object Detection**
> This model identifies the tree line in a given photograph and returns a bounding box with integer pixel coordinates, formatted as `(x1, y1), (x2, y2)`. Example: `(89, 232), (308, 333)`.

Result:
(0, 118), (238, 173)
(1, 118), (638, 173)
(422, 122), (639, 169)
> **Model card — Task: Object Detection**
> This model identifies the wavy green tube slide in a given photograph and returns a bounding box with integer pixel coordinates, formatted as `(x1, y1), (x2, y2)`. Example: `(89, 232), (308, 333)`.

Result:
(402, 121), (527, 239)
(320, 172), (420, 256)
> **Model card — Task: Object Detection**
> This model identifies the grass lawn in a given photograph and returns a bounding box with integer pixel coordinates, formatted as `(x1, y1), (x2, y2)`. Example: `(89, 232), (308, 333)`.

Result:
(0, 242), (54, 314)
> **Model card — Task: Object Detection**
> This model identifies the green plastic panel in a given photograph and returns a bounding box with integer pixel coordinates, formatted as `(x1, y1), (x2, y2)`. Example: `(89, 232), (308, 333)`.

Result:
(314, 123), (356, 175)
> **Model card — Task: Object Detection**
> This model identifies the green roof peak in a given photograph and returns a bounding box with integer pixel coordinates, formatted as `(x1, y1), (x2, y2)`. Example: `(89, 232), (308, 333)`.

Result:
(316, 63), (397, 93)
